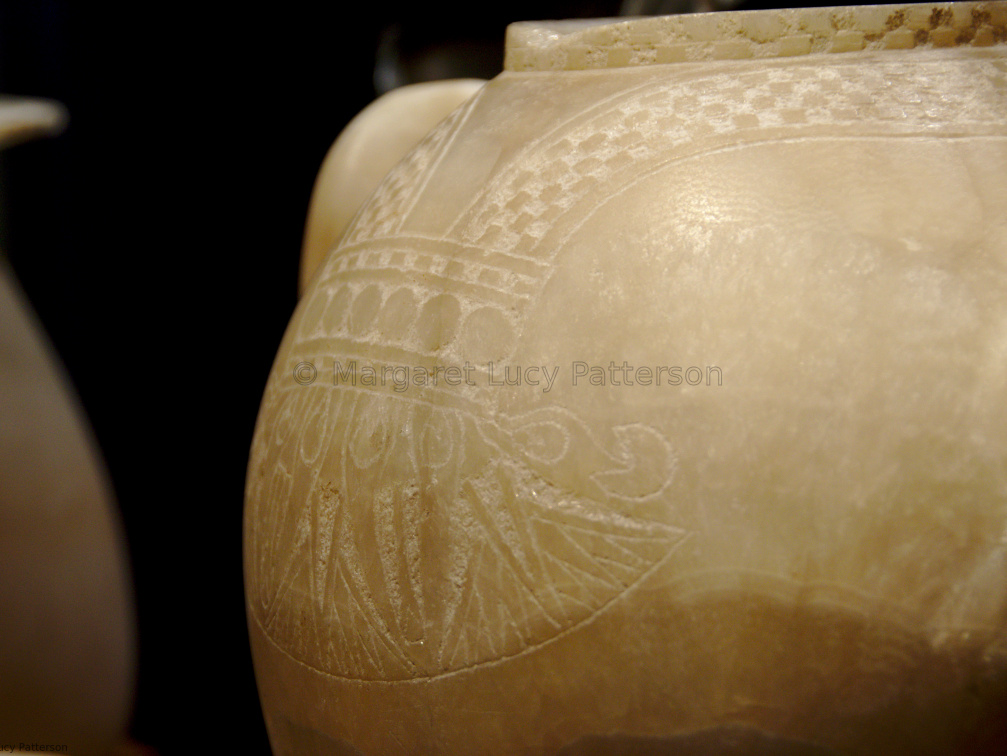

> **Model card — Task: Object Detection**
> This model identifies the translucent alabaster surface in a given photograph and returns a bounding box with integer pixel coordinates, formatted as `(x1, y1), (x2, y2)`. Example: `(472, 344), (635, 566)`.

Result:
(245, 4), (1007, 754)
(299, 80), (486, 294)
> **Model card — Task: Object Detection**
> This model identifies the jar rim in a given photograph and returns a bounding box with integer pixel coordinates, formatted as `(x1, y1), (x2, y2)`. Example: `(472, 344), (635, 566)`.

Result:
(504, 1), (1007, 71)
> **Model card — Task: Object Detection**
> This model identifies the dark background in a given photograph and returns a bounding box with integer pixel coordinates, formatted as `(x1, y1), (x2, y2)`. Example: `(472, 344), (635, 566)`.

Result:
(0, 1), (873, 753)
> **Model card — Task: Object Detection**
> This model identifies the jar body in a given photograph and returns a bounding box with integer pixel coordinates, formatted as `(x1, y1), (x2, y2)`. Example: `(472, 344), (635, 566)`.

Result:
(245, 7), (1007, 754)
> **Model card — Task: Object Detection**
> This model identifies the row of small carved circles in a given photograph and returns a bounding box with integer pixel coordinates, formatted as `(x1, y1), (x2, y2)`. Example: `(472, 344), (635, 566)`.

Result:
(299, 281), (519, 362)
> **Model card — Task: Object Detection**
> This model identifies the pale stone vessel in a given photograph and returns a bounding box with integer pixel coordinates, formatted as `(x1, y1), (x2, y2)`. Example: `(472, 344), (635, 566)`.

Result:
(0, 99), (136, 755)
(245, 4), (1007, 753)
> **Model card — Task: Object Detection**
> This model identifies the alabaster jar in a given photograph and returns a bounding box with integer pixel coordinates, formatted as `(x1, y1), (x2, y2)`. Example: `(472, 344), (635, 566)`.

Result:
(245, 3), (1007, 754)
(0, 98), (136, 755)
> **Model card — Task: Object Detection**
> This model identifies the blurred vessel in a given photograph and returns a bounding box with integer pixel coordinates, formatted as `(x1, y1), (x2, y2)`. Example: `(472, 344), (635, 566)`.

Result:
(0, 97), (136, 756)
